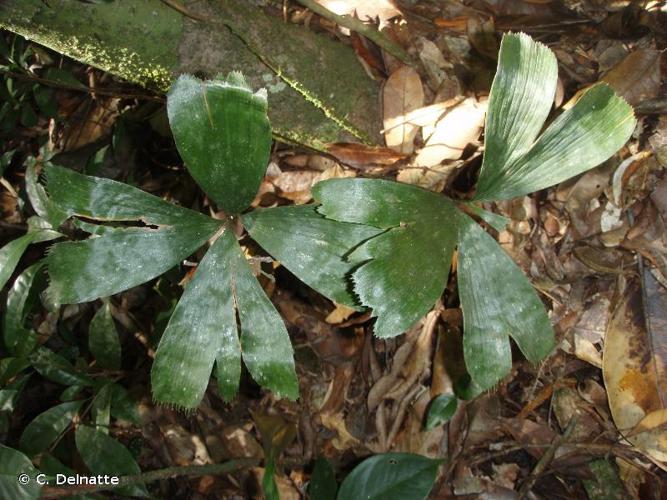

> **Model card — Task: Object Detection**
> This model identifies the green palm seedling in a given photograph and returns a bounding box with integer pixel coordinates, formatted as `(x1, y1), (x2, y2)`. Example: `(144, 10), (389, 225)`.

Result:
(300, 33), (636, 394)
(44, 73), (377, 410)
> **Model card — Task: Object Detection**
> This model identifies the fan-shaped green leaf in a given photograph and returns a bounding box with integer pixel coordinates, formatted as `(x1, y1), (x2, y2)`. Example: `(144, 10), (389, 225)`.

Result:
(243, 205), (381, 308)
(89, 302), (121, 370)
(476, 32), (558, 193)
(152, 228), (297, 409)
(337, 453), (441, 500)
(475, 83), (635, 200)
(151, 228), (241, 409)
(229, 231), (299, 401)
(45, 165), (210, 226)
(75, 425), (148, 497)
(474, 33), (635, 201)
(167, 73), (271, 213)
(313, 178), (457, 337)
(314, 178), (440, 228)
(456, 214), (554, 389)
(19, 400), (83, 457)
(46, 222), (220, 304)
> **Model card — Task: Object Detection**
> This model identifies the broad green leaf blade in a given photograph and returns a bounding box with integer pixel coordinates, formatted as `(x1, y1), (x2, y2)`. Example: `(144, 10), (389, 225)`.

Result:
(167, 73), (272, 213)
(45, 165), (210, 226)
(475, 83), (636, 201)
(0, 233), (40, 291)
(351, 222), (455, 337)
(46, 221), (220, 304)
(337, 453), (441, 500)
(314, 178), (458, 338)
(89, 302), (121, 370)
(229, 232), (299, 400)
(456, 214), (554, 390)
(19, 400), (84, 457)
(309, 457), (337, 500)
(313, 178), (441, 228)
(475, 32), (558, 197)
(151, 228), (240, 409)
(0, 445), (41, 500)
(4, 262), (44, 357)
(28, 347), (93, 387)
(75, 425), (148, 497)
(425, 394), (458, 430)
(243, 205), (381, 308)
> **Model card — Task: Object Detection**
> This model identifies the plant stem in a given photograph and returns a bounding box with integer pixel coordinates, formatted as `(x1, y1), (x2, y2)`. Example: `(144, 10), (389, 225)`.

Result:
(294, 0), (414, 64)
(40, 458), (260, 498)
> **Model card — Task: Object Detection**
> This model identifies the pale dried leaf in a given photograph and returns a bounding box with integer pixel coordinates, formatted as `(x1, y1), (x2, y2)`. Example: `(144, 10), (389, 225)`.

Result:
(383, 66), (424, 154)
(413, 97), (486, 168)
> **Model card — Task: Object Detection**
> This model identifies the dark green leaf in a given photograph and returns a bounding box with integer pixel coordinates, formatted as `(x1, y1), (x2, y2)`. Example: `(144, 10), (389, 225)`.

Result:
(0, 233), (41, 291)
(151, 228), (241, 409)
(424, 394), (457, 430)
(309, 457), (337, 500)
(46, 223), (220, 304)
(243, 205), (380, 308)
(20, 104), (37, 127)
(4, 262), (44, 357)
(314, 179), (456, 337)
(91, 383), (112, 433)
(337, 453), (441, 500)
(28, 347), (93, 387)
(75, 425), (148, 497)
(456, 214), (554, 389)
(0, 358), (31, 386)
(474, 34), (635, 201)
(109, 384), (141, 425)
(33, 87), (57, 118)
(167, 73), (271, 213)
(89, 302), (121, 370)
(0, 373), (30, 412)
(19, 400), (84, 457)
(44, 68), (86, 90)
(0, 445), (41, 500)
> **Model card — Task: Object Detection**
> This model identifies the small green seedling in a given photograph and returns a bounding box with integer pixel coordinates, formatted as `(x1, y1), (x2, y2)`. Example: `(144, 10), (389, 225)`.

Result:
(309, 33), (636, 394)
(43, 73), (376, 410)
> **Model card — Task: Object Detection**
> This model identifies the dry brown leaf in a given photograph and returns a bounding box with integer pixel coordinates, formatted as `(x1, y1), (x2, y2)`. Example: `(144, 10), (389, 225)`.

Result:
(383, 66), (424, 154)
(326, 142), (406, 168)
(601, 49), (662, 106)
(413, 97), (486, 168)
(325, 303), (356, 324)
(603, 270), (667, 463)
(315, 0), (401, 27)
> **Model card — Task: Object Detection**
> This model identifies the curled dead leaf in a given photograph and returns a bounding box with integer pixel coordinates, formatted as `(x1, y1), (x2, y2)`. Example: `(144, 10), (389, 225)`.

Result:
(603, 269), (667, 464)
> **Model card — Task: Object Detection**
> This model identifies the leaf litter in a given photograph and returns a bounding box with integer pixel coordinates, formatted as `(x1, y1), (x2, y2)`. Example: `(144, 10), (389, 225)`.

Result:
(1, 1), (667, 498)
